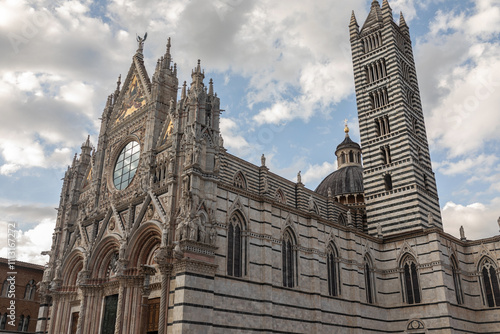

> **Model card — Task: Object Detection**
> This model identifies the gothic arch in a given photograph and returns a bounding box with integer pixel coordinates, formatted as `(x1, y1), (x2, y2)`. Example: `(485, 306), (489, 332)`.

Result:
(61, 250), (84, 286)
(337, 213), (346, 226)
(89, 236), (120, 279)
(127, 221), (162, 268)
(364, 253), (376, 304)
(450, 254), (464, 305)
(274, 188), (287, 204)
(233, 170), (247, 190)
(227, 210), (247, 277)
(282, 227), (298, 288)
(478, 256), (500, 307)
(326, 241), (340, 297)
(227, 196), (248, 227)
(400, 253), (421, 304)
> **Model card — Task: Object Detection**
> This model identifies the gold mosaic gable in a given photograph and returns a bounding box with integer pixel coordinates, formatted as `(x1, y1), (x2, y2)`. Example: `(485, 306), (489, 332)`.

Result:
(115, 74), (147, 124)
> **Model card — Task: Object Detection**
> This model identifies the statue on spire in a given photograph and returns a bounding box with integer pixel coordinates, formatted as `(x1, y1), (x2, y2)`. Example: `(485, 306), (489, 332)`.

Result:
(136, 32), (148, 51)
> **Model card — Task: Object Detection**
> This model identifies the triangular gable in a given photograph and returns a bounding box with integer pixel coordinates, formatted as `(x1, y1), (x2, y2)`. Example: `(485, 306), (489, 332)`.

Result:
(157, 116), (174, 147)
(113, 54), (152, 124)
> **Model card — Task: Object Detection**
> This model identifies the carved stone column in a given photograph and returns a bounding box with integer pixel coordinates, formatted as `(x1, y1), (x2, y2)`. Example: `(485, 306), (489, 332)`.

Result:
(114, 283), (125, 334)
(156, 248), (172, 334)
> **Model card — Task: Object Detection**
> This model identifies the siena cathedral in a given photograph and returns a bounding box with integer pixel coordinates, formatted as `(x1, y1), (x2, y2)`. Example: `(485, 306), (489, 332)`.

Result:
(37, 1), (500, 333)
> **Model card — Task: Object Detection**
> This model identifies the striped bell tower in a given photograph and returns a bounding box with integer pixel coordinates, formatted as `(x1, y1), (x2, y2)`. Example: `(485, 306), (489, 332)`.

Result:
(350, 0), (442, 235)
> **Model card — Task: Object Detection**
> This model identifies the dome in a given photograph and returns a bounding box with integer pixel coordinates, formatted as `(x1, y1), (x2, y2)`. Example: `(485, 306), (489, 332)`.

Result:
(315, 165), (364, 197)
(335, 135), (361, 153)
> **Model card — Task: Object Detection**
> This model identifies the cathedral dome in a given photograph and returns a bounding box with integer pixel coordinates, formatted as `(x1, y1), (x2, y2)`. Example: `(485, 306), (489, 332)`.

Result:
(315, 122), (364, 199)
(315, 165), (364, 197)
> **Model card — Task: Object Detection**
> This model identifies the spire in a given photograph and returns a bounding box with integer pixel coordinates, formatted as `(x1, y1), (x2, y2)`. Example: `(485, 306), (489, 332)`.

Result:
(113, 74), (121, 105)
(191, 59), (205, 88)
(382, 0), (393, 21)
(82, 135), (91, 148)
(350, 10), (358, 27)
(361, 0), (383, 32)
(399, 11), (410, 36)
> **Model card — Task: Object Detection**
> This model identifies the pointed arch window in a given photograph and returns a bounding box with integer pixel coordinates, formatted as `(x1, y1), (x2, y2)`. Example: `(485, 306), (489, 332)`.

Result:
(227, 212), (245, 277)
(451, 256), (464, 305)
(327, 243), (340, 297)
(1, 279), (8, 297)
(364, 256), (376, 304)
(401, 255), (421, 304)
(233, 171), (247, 190)
(24, 279), (35, 300)
(282, 229), (298, 288)
(479, 257), (500, 307)
(17, 315), (24, 331)
(22, 315), (30, 332)
(0, 313), (7, 329)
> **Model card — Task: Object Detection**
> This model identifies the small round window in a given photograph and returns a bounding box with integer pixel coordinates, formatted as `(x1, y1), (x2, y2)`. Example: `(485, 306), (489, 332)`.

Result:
(113, 141), (140, 190)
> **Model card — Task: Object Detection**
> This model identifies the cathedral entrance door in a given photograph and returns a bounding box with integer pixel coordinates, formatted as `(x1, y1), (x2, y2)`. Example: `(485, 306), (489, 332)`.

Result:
(101, 294), (118, 334)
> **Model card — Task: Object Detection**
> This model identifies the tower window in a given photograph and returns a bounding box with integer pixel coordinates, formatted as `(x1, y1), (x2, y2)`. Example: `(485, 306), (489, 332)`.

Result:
(370, 88), (389, 109)
(401, 255), (421, 304)
(282, 229), (297, 288)
(365, 58), (387, 84)
(349, 151), (354, 163)
(0, 313), (7, 330)
(384, 174), (393, 191)
(362, 31), (382, 53)
(380, 146), (391, 165)
(375, 116), (390, 137)
(479, 257), (500, 307)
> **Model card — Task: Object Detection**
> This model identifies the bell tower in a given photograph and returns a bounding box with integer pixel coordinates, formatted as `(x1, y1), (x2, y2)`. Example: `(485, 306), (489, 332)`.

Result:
(350, 0), (442, 235)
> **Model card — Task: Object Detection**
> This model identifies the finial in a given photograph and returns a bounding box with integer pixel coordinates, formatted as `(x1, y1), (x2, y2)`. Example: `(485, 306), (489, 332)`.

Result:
(350, 10), (358, 26)
(209, 78), (214, 96)
(166, 37), (171, 55)
(82, 135), (91, 148)
(116, 74), (121, 91)
(344, 119), (349, 136)
(174, 63), (177, 76)
(181, 81), (187, 99)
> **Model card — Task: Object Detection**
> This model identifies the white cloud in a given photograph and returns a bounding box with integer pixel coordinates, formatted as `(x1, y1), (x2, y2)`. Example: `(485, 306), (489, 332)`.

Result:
(0, 219), (55, 265)
(418, 0), (500, 157)
(442, 199), (500, 240)
(220, 117), (251, 154)
(302, 161), (336, 186)
(436, 154), (498, 176)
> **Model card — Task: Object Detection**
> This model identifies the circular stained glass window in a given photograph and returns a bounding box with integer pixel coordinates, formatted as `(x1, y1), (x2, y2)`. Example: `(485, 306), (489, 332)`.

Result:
(113, 141), (140, 190)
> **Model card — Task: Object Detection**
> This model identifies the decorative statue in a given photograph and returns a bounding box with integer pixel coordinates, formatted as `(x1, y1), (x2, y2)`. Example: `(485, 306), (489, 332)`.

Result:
(193, 144), (201, 164)
(188, 219), (198, 241)
(136, 32), (147, 50)
(261, 154), (266, 166)
(214, 154), (220, 172)
(297, 171), (301, 183)
(263, 177), (269, 193)
(427, 212), (434, 226)
(459, 225), (466, 240)
(327, 187), (332, 198)
(209, 225), (217, 245)
(347, 210), (353, 226)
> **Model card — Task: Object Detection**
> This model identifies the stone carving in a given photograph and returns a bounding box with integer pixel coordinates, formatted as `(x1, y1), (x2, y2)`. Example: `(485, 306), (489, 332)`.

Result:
(261, 154), (266, 166)
(209, 225), (217, 245)
(347, 210), (353, 226)
(427, 212), (433, 226)
(214, 154), (220, 172)
(193, 143), (201, 165)
(263, 176), (269, 194)
(136, 32), (147, 50)
(297, 171), (301, 183)
(327, 187), (332, 198)
(460, 225), (466, 241)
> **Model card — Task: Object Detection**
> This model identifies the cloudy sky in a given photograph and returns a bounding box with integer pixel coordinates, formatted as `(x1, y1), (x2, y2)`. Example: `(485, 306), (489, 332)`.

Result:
(1, 0), (499, 265)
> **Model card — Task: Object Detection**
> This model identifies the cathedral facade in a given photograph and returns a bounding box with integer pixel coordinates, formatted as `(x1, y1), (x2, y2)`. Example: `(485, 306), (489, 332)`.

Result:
(37, 1), (500, 333)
